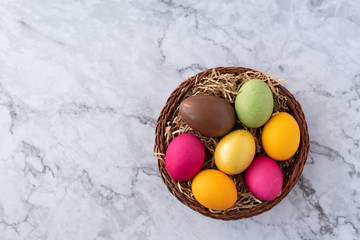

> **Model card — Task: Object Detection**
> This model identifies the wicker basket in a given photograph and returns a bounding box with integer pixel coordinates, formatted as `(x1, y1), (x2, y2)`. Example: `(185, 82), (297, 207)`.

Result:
(154, 67), (310, 220)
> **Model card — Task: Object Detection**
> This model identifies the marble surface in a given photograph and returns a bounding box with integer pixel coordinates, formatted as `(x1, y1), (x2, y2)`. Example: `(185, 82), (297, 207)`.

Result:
(0, 0), (359, 239)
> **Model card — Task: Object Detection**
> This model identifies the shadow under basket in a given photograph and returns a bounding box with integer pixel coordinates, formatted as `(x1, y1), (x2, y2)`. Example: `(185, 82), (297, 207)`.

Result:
(154, 67), (310, 220)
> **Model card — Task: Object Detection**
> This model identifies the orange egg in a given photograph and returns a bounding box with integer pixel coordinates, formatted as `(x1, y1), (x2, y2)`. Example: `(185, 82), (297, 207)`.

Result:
(262, 112), (300, 161)
(191, 169), (237, 210)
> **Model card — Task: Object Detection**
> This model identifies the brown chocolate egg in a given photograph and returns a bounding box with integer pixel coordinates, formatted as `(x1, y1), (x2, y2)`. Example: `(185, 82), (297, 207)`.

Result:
(179, 95), (235, 137)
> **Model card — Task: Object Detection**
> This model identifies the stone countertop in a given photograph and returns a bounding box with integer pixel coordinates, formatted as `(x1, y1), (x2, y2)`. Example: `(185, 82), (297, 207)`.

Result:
(0, 0), (359, 239)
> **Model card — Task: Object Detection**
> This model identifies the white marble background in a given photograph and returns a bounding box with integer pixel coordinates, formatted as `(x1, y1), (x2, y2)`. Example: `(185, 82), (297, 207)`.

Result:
(0, 0), (359, 239)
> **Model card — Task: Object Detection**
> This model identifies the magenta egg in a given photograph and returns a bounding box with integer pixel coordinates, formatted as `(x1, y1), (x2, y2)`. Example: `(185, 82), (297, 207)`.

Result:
(245, 156), (283, 201)
(165, 133), (205, 181)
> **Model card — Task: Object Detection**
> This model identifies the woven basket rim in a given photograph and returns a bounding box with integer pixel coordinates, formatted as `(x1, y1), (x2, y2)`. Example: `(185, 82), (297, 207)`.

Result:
(154, 67), (310, 220)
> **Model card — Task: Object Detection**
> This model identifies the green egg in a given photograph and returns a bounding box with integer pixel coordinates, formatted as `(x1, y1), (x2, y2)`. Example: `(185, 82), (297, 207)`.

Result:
(235, 79), (274, 128)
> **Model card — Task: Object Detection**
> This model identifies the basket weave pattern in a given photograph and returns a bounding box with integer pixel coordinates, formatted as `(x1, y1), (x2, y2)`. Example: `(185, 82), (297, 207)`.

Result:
(154, 67), (310, 220)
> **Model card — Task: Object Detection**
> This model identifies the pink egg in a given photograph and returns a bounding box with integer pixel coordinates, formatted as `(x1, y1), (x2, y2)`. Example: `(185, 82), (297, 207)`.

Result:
(165, 133), (205, 181)
(245, 156), (283, 201)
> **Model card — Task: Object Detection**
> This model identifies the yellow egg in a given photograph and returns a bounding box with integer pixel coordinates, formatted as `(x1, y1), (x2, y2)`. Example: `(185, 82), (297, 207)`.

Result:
(262, 112), (300, 161)
(191, 169), (237, 210)
(215, 130), (256, 175)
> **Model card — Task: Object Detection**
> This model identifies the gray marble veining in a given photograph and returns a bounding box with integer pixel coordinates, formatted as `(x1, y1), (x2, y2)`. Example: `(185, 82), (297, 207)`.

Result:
(0, 0), (359, 239)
